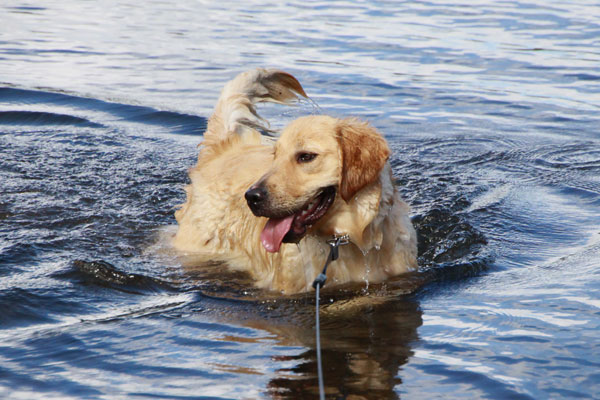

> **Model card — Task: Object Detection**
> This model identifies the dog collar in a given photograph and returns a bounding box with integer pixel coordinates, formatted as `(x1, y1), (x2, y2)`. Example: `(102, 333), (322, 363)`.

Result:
(312, 234), (350, 289)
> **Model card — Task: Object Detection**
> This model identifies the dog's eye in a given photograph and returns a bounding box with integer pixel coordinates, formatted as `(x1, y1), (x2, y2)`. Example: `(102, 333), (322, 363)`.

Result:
(296, 152), (317, 163)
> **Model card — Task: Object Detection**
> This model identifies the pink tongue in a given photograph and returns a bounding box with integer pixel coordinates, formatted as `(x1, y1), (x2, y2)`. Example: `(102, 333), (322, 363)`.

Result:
(260, 215), (294, 253)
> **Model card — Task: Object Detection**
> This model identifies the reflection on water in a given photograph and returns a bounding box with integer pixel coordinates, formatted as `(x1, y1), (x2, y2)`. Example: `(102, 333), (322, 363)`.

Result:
(259, 298), (422, 399)
(2, 0), (600, 398)
(163, 282), (424, 400)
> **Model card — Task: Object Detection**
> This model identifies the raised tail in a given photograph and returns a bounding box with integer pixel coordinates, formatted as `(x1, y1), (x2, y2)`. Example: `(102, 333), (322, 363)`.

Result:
(203, 68), (307, 146)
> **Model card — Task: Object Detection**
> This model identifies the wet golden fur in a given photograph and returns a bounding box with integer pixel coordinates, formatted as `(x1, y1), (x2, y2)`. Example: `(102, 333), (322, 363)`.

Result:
(172, 69), (417, 294)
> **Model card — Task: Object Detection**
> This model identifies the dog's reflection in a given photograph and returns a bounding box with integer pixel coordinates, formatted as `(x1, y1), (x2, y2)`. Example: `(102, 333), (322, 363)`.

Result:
(243, 289), (422, 400)
(180, 261), (424, 399)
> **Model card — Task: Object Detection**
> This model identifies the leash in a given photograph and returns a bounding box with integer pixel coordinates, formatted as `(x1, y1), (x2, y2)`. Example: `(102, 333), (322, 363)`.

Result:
(312, 234), (350, 400)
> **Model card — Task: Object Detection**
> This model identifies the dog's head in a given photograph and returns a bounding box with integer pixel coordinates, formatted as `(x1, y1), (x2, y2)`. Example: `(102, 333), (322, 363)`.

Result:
(245, 115), (390, 253)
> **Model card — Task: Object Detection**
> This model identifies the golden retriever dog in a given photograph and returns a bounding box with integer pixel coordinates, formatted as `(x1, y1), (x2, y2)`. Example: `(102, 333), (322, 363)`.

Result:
(172, 68), (417, 294)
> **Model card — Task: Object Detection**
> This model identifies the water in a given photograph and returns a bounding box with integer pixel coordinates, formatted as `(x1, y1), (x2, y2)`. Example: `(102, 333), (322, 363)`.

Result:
(1, 1), (599, 399)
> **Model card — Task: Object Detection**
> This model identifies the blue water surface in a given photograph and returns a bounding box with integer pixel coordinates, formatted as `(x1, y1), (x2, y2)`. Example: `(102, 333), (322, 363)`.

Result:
(1, 1), (600, 399)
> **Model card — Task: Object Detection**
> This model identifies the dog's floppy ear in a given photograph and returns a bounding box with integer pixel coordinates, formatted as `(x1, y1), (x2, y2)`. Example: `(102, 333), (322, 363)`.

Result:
(336, 118), (390, 202)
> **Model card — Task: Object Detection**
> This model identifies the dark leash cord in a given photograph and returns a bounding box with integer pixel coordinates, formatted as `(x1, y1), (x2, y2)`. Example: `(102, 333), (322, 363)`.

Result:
(311, 235), (350, 400)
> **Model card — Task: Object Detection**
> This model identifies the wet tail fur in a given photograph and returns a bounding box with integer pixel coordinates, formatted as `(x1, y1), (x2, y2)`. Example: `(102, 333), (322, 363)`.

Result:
(203, 68), (307, 148)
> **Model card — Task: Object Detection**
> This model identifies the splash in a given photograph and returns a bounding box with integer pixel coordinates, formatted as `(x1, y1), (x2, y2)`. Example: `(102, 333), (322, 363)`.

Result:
(299, 96), (324, 115)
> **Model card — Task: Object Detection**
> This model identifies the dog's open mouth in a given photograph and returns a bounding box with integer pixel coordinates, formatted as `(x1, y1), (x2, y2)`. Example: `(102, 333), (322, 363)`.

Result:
(260, 186), (336, 253)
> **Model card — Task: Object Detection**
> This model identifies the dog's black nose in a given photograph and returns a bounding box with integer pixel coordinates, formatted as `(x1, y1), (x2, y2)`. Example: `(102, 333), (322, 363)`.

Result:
(245, 186), (267, 214)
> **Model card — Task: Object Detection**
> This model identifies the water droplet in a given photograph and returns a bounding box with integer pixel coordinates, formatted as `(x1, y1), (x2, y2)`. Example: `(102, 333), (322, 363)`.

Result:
(363, 261), (371, 290)
(301, 96), (324, 115)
